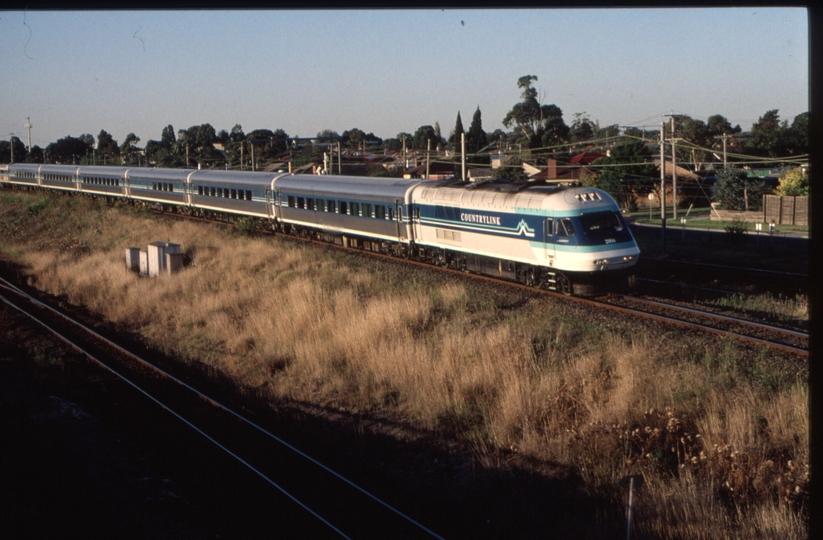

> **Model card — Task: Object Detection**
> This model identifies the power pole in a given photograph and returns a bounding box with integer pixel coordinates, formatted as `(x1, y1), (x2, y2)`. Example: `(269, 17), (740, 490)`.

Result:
(9, 134), (14, 163)
(426, 139), (431, 180)
(24, 117), (32, 152)
(461, 132), (466, 181)
(716, 134), (730, 167)
(660, 122), (666, 254)
(670, 116), (677, 219)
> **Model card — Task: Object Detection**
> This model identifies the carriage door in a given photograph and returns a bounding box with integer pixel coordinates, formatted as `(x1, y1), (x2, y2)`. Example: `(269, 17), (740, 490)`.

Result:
(544, 217), (555, 268)
(265, 187), (273, 219)
(395, 200), (405, 240)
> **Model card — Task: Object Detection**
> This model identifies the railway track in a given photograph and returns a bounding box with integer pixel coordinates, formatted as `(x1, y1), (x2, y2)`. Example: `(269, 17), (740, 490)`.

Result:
(151, 207), (809, 359)
(595, 294), (808, 357)
(0, 276), (446, 540)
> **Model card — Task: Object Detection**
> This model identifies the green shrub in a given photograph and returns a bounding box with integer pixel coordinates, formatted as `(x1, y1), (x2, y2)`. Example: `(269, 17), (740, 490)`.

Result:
(27, 199), (48, 216)
(723, 218), (747, 243)
(235, 216), (260, 236)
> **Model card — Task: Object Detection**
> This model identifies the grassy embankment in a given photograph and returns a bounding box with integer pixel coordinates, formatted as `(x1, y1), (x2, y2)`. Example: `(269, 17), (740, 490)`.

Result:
(0, 191), (808, 538)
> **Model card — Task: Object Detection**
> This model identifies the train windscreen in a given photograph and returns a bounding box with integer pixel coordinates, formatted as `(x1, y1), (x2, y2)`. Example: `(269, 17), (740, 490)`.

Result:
(578, 211), (627, 239)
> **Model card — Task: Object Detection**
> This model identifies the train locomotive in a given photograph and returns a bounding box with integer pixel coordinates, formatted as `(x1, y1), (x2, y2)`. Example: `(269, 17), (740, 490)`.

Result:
(2, 163), (640, 295)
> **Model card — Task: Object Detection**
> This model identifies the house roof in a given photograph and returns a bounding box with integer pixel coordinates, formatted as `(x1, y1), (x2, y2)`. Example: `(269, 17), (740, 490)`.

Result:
(569, 152), (606, 165)
(654, 160), (699, 180)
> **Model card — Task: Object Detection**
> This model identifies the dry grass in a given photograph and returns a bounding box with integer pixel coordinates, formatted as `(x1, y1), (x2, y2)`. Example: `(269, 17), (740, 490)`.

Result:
(0, 191), (808, 537)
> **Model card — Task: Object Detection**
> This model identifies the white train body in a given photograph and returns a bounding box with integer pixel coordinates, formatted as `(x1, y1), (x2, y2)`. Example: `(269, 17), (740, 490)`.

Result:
(4, 164), (640, 294)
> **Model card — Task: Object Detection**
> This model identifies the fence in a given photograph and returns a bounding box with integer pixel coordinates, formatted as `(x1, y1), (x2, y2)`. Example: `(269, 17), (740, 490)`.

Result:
(763, 195), (808, 226)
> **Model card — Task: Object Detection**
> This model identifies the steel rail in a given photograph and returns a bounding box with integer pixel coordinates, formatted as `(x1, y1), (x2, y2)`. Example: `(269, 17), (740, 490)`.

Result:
(584, 295), (808, 357)
(611, 293), (809, 339)
(0, 278), (445, 540)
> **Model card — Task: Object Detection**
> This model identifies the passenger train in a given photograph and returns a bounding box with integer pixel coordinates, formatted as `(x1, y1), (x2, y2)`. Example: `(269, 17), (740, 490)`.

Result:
(1, 163), (640, 295)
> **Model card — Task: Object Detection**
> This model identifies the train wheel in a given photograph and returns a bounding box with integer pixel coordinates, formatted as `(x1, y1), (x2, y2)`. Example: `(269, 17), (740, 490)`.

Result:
(557, 274), (572, 295)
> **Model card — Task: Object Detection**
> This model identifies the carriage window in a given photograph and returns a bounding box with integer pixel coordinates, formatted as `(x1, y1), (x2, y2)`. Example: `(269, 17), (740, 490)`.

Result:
(152, 182), (157, 190)
(297, 197), (304, 209)
(339, 201), (347, 214)
(198, 186), (203, 196)
(288, 196), (295, 208)
(375, 205), (385, 220)
(246, 190), (252, 201)
(388, 207), (394, 220)
(210, 187), (216, 197)
(306, 198), (314, 210)
(362, 203), (372, 218)
(328, 200), (336, 213)
(557, 218), (576, 237)
(351, 202), (359, 216)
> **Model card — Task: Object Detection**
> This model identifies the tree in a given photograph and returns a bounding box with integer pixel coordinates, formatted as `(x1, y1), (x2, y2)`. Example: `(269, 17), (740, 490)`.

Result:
(491, 156), (527, 182)
(96, 130), (119, 164)
(341, 128), (367, 151)
(570, 112), (594, 143)
(412, 125), (438, 151)
(706, 114), (741, 137)
(776, 167), (809, 196)
(502, 75), (569, 150)
(595, 124), (621, 139)
(712, 165), (769, 211)
(450, 111), (464, 149)
(26, 145), (44, 163)
(0, 137), (27, 163)
(466, 107), (489, 164)
(746, 109), (790, 158)
(786, 112), (809, 155)
(592, 141), (657, 210)
(316, 129), (341, 142)
(120, 133), (141, 165)
(45, 135), (92, 164)
(161, 124), (177, 148)
(622, 127), (644, 139)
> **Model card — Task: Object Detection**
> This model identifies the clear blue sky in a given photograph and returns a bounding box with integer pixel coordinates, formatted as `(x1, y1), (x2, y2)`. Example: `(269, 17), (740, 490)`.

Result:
(0, 8), (809, 149)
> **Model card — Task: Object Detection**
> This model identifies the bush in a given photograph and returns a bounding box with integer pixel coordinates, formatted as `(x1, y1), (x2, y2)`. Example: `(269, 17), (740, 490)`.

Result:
(723, 218), (748, 243)
(235, 216), (260, 236)
(27, 199), (48, 216)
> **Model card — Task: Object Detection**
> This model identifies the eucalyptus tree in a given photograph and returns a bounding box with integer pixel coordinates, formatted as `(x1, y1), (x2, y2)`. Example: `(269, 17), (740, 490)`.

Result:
(502, 75), (569, 150)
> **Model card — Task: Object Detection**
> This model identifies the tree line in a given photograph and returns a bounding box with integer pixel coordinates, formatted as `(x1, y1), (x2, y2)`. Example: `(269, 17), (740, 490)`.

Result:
(0, 75), (808, 204)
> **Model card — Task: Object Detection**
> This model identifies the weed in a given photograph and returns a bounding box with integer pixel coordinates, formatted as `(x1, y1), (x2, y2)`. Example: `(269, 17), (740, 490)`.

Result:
(27, 198), (48, 216)
(235, 216), (260, 236)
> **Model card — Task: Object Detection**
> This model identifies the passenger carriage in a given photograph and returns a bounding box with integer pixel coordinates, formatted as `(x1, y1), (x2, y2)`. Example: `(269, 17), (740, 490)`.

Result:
(77, 166), (129, 198)
(7, 163), (42, 187)
(274, 174), (419, 251)
(189, 170), (282, 220)
(125, 167), (194, 207)
(39, 165), (81, 192)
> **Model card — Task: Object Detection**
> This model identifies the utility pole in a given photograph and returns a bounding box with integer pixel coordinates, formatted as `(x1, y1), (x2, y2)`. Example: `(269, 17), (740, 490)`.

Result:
(670, 115), (677, 219)
(9, 134), (14, 163)
(716, 134), (730, 167)
(337, 141), (341, 175)
(426, 139), (431, 180)
(664, 114), (682, 220)
(24, 117), (32, 152)
(461, 132), (466, 181)
(660, 122), (666, 254)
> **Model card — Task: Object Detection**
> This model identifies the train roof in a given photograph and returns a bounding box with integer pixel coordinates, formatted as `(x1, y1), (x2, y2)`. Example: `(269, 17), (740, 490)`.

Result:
(125, 167), (197, 180)
(414, 180), (619, 213)
(275, 174), (426, 198)
(77, 166), (131, 176)
(189, 169), (286, 186)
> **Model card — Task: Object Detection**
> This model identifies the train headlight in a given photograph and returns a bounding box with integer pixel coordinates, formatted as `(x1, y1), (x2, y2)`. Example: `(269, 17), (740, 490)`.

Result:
(622, 255), (635, 262)
(594, 259), (609, 266)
